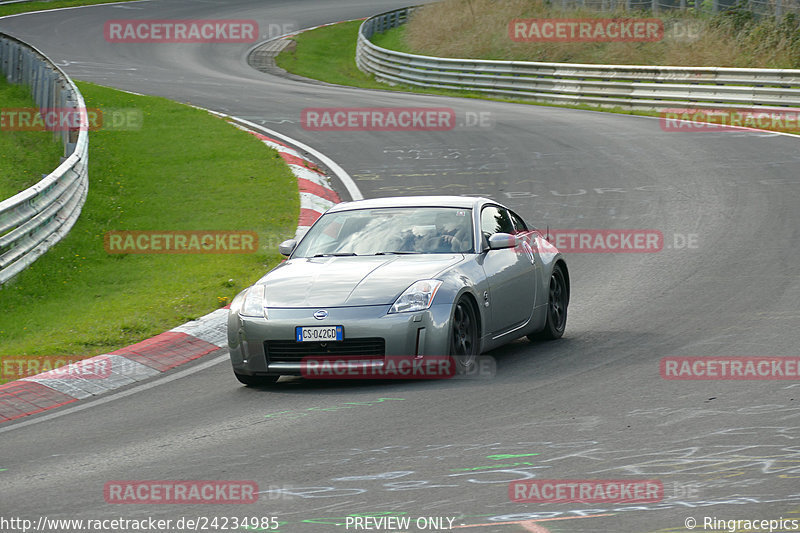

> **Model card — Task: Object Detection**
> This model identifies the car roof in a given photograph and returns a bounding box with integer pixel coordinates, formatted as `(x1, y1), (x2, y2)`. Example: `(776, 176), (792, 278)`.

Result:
(327, 195), (496, 212)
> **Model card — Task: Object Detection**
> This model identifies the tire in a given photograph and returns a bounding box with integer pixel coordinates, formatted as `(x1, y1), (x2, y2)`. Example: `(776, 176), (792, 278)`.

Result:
(449, 297), (479, 374)
(234, 371), (279, 386)
(529, 263), (568, 341)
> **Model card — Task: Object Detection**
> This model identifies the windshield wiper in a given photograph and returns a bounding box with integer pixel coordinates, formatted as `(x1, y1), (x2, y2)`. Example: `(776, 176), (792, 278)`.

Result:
(373, 251), (421, 255)
(312, 252), (358, 257)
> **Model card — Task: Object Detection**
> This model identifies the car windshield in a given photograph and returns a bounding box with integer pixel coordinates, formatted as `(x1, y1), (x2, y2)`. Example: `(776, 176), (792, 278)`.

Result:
(292, 206), (474, 257)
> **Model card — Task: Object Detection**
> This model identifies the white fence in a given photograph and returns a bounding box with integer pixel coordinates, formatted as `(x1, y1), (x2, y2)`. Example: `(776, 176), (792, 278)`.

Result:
(356, 7), (800, 111)
(0, 33), (89, 285)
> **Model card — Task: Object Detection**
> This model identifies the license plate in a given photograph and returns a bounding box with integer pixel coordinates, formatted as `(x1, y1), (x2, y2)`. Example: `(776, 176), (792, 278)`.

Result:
(296, 325), (343, 342)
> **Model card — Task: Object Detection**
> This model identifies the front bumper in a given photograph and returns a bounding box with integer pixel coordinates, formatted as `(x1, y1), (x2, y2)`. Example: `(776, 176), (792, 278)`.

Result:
(228, 303), (453, 376)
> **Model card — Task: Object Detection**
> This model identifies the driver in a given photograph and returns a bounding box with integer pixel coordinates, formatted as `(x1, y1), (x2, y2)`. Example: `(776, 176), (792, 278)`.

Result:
(420, 212), (469, 252)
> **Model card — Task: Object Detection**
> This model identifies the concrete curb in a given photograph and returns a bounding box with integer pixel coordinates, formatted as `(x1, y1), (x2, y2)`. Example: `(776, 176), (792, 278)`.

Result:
(0, 123), (344, 424)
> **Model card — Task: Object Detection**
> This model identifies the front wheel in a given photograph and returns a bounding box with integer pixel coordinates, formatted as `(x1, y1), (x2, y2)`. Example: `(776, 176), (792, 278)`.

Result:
(449, 297), (479, 374)
(529, 263), (568, 341)
(234, 371), (279, 387)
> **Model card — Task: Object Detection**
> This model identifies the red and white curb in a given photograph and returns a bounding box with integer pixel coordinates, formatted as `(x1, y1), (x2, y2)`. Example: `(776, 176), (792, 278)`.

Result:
(0, 310), (229, 424)
(0, 122), (346, 424)
(240, 128), (341, 238)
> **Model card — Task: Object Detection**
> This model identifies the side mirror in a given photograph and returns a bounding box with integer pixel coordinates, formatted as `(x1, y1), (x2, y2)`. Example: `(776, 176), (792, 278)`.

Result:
(278, 239), (297, 257)
(488, 233), (517, 250)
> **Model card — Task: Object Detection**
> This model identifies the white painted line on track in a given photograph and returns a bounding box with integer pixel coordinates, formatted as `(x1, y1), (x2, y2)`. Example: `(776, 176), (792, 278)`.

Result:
(0, 0), (151, 20)
(0, 354), (229, 434)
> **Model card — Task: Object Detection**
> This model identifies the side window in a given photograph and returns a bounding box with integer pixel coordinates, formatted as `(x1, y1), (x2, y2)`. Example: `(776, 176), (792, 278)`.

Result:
(509, 210), (528, 234)
(480, 206), (514, 244)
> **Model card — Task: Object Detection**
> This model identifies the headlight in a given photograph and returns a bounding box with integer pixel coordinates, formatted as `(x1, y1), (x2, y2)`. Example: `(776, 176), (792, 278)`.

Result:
(389, 279), (443, 314)
(241, 285), (267, 318)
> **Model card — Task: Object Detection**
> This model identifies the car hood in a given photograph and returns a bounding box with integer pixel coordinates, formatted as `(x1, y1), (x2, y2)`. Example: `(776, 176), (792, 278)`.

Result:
(261, 254), (463, 308)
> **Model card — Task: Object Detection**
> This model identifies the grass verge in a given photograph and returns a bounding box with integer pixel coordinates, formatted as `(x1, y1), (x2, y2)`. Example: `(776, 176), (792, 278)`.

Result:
(402, 0), (800, 68)
(275, 17), (800, 135)
(275, 20), (596, 104)
(275, 21), (658, 114)
(0, 76), (63, 199)
(0, 81), (298, 379)
(0, 0), (136, 18)
(275, 20), (390, 89)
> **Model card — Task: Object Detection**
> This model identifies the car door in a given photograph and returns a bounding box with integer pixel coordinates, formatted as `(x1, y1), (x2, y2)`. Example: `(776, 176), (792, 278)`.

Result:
(480, 205), (536, 336)
(508, 209), (542, 308)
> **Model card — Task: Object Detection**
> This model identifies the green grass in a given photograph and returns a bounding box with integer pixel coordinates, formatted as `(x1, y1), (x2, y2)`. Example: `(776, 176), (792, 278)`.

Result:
(401, 0), (800, 68)
(0, 81), (298, 373)
(276, 21), (658, 113)
(0, 76), (64, 200)
(276, 21), (392, 89)
(275, 21), (566, 103)
(0, 0), (136, 17)
(371, 25), (410, 54)
(275, 20), (800, 135)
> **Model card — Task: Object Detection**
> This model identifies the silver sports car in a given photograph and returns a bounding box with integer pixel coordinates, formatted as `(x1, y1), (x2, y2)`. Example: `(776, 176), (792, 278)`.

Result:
(227, 196), (569, 385)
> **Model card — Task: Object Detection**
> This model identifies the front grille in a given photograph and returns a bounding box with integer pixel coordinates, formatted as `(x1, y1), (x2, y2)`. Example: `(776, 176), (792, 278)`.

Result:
(265, 338), (385, 363)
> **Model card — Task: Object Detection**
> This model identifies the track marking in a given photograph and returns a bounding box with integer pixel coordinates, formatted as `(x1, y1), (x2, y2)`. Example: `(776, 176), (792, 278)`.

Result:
(0, 0), (151, 20)
(452, 513), (614, 529)
(0, 354), (228, 434)
(518, 521), (551, 533)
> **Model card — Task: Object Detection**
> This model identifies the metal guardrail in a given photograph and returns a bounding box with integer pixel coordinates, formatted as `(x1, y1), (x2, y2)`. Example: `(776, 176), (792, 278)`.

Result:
(549, 0), (800, 16)
(0, 33), (89, 286)
(357, 7), (800, 112)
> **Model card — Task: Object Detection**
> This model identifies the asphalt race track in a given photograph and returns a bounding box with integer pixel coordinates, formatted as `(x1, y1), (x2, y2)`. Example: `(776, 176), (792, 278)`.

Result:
(2, 1), (800, 532)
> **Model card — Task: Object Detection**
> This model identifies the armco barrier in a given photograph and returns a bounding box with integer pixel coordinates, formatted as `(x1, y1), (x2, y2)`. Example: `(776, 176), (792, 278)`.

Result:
(356, 7), (800, 112)
(0, 33), (89, 285)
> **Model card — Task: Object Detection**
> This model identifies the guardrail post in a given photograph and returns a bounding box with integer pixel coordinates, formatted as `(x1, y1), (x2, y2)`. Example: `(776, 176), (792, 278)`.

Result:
(0, 33), (89, 286)
(356, 5), (800, 118)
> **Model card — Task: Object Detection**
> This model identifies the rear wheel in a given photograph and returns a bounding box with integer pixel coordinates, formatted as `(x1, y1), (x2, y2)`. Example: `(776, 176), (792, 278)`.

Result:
(449, 297), (479, 374)
(529, 263), (568, 341)
(234, 371), (279, 386)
